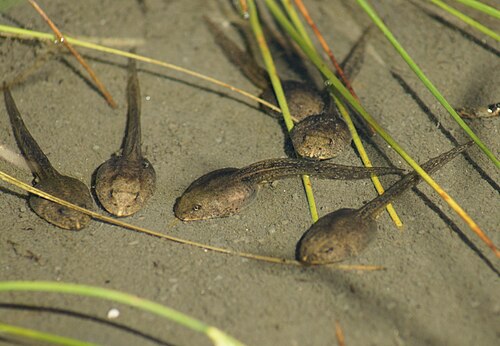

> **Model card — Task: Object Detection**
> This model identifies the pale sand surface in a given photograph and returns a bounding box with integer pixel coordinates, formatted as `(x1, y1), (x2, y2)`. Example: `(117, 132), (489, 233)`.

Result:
(0, 1), (499, 345)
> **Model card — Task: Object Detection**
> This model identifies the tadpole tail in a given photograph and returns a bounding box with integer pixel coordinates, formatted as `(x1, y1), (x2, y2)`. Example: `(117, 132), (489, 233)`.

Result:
(122, 53), (142, 159)
(340, 25), (371, 82)
(358, 142), (474, 218)
(203, 16), (270, 90)
(235, 158), (405, 184)
(3, 84), (58, 180)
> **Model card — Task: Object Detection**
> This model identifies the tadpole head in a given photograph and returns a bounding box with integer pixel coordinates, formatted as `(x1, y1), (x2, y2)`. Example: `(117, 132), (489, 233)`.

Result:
(291, 115), (352, 160)
(94, 158), (156, 217)
(174, 168), (257, 221)
(29, 176), (94, 230)
(297, 208), (376, 264)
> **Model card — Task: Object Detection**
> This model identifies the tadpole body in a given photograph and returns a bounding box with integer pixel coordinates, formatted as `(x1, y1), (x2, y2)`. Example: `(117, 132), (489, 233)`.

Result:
(298, 142), (473, 264)
(174, 158), (404, 221)
(3, 86), (94, 230)
(205, 18), (355, 160)
(94, 57), (156, 217)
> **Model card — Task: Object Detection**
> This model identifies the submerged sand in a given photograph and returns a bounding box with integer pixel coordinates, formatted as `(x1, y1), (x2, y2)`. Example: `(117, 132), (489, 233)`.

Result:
(0, 1), (499, 345)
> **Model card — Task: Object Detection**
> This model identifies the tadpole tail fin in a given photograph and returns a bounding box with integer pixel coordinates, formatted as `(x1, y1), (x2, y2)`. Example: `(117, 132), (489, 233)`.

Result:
(204, 16), (269, 89)
(122, 51), (143, 159)
(236, 158), (404, 184)
(358, 142), (474, 218)
(3, 84), (58, 180)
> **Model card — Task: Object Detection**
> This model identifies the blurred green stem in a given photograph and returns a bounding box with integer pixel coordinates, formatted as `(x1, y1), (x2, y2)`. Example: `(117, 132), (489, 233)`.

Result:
(0, 281), (245, 346)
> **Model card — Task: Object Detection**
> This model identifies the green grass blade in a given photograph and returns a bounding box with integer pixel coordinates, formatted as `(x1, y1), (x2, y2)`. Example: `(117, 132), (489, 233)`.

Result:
(0, 281), (245, 346)
(429, 0), (500, 41)
(452, 0), (500, 19)
(357, 0), (499, 167)
(0, 322), (98, 346)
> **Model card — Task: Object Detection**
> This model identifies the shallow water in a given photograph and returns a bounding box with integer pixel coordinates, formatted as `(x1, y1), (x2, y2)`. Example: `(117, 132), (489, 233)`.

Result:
(0, 1), (499, 345)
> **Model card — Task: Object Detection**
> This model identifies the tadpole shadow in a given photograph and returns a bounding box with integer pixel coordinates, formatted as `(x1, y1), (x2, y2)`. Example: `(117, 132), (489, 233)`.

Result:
(0, 303), (175, 346)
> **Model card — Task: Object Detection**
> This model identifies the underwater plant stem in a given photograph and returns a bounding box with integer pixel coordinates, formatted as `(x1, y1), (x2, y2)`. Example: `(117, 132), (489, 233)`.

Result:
(27, 0), (117, 108)
(288, 0), (401, 226)
(0, 281), (245, 346)
(246, 0), (319, 222)
(452, 0), (500, 19)
(0, 169), (384, 270)
(0, 24), (281, 114)
(264, 0), (499, 257)
(0, 322), (97, 346)
(429, 0), (500, 40)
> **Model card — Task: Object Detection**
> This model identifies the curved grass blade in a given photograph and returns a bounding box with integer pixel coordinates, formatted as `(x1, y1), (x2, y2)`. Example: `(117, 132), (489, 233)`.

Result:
(0, 24), (281, 114)
(0, 169), (384, 270)
(263, 0), (499, 257)
(0, 322), (97, 346)
(0, 281), (245, 346)
(428, 0), (500, 41)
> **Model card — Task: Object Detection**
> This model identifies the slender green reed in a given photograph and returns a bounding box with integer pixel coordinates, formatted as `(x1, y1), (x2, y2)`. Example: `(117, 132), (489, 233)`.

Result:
(0, 281), (245, 346)
(0, 322), (98, 346)
(429, 0), (500, 41)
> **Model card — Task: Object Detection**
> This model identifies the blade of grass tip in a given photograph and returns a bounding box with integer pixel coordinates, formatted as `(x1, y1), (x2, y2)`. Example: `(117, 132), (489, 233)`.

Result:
(356, 0), (500, 167)
(27, 0), (117, 108)
(335, 321), (346, 346)
(264, 0), (500, 257)
(289, 0), (402, 227)
(0, 322), (98, 346)
(245, 0), (319, 222)
(428, 0), (500, 41)
(0, 24), (282, 114)
(452, 0), (500, 19)
(0, 281), (246, 346)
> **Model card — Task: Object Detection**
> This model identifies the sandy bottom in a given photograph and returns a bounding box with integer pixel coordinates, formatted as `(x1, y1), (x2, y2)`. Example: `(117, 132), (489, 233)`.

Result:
(0, 1), (499, 345)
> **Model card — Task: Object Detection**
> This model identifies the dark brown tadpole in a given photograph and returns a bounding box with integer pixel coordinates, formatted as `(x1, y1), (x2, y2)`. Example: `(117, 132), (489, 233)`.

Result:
(94, 57), (156, 217)
(298, 142), (473, 264)
(204, 17), (353, 160)
(3, 86), (94, 230)
(174, 158), (404, 221)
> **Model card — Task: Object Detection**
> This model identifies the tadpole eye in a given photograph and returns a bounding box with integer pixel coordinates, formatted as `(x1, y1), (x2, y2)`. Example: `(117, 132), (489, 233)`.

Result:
(323, 247), (334, 254)
(192, 204), (202, 211)
(57, 207), (67, 216)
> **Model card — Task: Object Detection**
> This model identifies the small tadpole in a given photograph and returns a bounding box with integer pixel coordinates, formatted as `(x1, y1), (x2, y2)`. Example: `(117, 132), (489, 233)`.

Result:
(93, 54), (156, 217)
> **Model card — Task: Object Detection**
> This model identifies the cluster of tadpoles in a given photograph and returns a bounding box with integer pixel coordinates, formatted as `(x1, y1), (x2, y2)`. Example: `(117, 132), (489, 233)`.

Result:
(2, 15), (481, 266)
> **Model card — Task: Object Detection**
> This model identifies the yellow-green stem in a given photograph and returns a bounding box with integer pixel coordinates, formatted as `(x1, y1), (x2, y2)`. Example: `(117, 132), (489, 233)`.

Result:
(247, 0), (318, 222)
